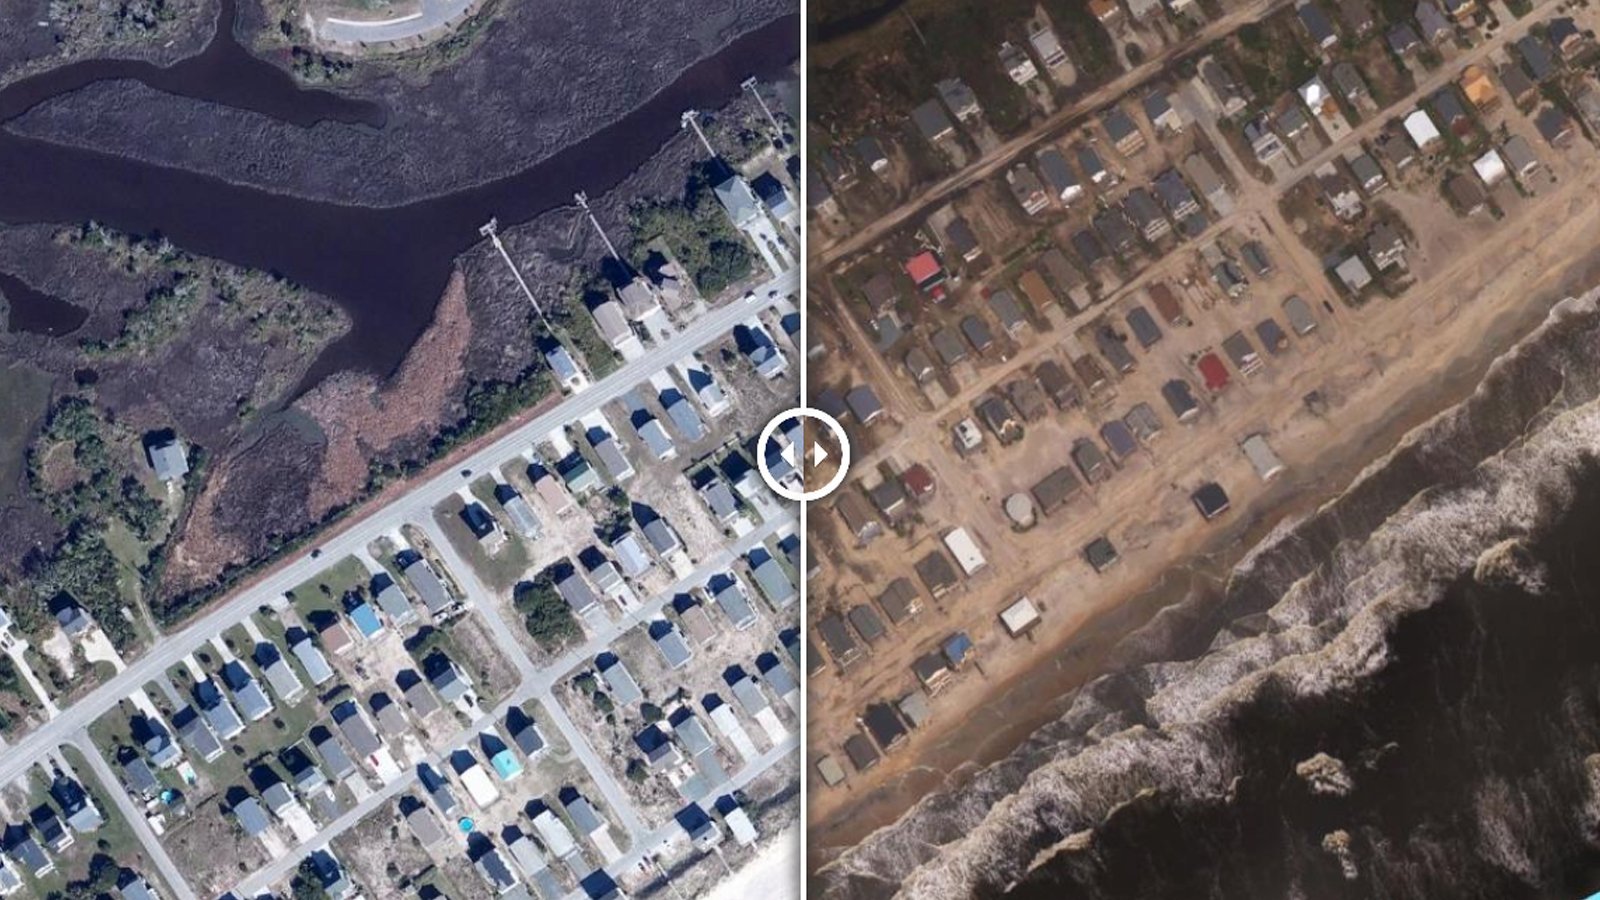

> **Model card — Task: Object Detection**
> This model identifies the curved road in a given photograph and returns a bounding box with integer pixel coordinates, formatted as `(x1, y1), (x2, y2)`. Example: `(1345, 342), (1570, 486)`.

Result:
(318, 0), (480, 45)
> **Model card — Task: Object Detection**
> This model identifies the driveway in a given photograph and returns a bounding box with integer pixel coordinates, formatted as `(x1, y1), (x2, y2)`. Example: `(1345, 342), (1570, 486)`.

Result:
(318, 0), (480, 46)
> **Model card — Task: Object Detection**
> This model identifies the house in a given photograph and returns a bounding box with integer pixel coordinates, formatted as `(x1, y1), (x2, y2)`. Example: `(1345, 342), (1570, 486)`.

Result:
(290, 635), (335, 685)
(173, 708), (224, 761)
(1535, 106), (1577, 147)
(332, 700), (383, 759)
(1447, 173), (1487, 215)
(1031, 466), (1082, 515)
(1402, 108), (1442, 151)
(1153, 168), (1201, 220)
(404, 802), (447, 849)
(904, 250), (947, 296)
(1368, 222), (1407, 271)
(1374, 127), (1417, 171)
(1197, 55), (1251, 118)
(372, 696), (410, 738)
(1035, 147), (1083, 206)
(373, 579), (416, 626)
(1331, 63), (1371, 108)
(563, 793), (611, 846)
(1296, 2), (1339, 49)
(1007, 163), (1050, 215)
(1276, 104), (1311, 142)
(1459, 65), (1497, 111)
(1428, 87), (1472, 136)
(1333, 255), (1373, 293)
(877, 578), (922, 625)
(591, 433), (635, 484)
(863, 703), (908, 751)
(255, 642), (305, 704)
(1085, 536), (1122, 572)
(598, 654), (643, 706)
(1092, 208), (1137, 255)
(1192, 482), (1232, 519)
(912, 99), (955, 142)
(1472, 148), (1507, 187)
(1124, 188), (1170, 241)
(51, 775), (103, 832)
(1244, 117), (1286, 163)
(652, 621), (695, 669)
(1516, 35), (1556, 82)
(1103, 107), (1146, 156)
(936, 78), (981, 121)
(1499, 63), (1537, 109)
(497, 485), (543, 538)
(545, 344), (584, 391)
(233, 797), (270, 838)
(699, 478), (740, 524)
(133, 715), (180, 768)
(835, 491), (882, 545)
(749, 553), (796, 607)
(712, 175), (762, 228)
(117, 873), (159, 900)
(1347, 152), (1386, 195)
(1143, 89), (1182, 133)
(1549, 17), (1585, 60)
(1575, 84), (1600, 135)
(551, 567), (598, 616)
(616, 277), (660, 319)
(999, 41), (1037, 85)
(843, 732), (881, 772)
(708, 575), (758, 630)
(56, 605), (91, 638)
(988, 290), (1028, 335)
(1501, 134), (1539, 181)
(313, 728), (358, 780)
(590, 300), (633, 352)
(752, 173), (795, 221)
(854, 135), (890, 173)
(120, 752), (159, 797)
(1029, 21), (1070, 73)
(1182, 153), (1231, 216)
(194, 679), (245, 740)
(146, 437), (188, 482)
(428, 656), (475, 705)
(403, 678), (441, 719)
(942, 216), (983, 261)
(1440, 0), (1475, 22)
(475, 847), (521, 896)
(1387, 22), (1422, 55)
(1415, 1), (1452, 44)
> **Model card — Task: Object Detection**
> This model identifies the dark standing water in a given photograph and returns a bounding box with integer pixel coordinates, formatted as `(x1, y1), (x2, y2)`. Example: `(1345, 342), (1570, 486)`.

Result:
(0, 270), (89, 335)
(0, 2), (799, 383)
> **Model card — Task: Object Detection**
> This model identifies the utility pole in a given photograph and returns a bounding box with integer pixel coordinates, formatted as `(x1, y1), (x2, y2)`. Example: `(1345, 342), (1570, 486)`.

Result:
(741, 76), (782, 137)
(574, 191), (622, 262)
(479, 217), (554, 332)
(680, 109), (717, 158)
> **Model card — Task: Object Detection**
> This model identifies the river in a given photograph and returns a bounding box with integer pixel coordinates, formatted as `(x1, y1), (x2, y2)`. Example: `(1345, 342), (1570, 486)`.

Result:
(0, 0), (799, 383)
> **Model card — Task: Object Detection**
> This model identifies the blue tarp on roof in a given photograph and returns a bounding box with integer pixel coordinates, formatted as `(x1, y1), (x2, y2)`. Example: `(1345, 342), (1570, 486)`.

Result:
(942, 632), (973, 666)
(348, 603), (383, 638)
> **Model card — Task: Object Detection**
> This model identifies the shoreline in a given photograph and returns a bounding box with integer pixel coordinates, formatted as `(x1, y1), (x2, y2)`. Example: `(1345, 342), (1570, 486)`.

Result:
(808, 228), (1600, 870)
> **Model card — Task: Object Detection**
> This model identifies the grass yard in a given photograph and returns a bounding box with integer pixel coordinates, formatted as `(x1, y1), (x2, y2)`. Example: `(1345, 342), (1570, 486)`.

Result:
(0, 363), (55, 506)
(432, 496), (533, 592)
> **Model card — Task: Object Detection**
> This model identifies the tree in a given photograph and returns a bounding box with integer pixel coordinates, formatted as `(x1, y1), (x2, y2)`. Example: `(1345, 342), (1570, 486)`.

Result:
(512, 579), (580, 648)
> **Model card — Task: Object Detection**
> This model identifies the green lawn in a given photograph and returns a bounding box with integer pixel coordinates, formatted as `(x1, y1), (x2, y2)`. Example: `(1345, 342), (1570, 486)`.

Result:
(287, 555), (371, 617)
(432, 496), (532, 592)
(0, 363), (55, 506)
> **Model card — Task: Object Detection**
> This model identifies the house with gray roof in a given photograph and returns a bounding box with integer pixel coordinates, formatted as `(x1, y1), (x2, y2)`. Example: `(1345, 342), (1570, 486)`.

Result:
(748, 553), (796, 607)
(254, 643), (305, 704)
(598, 655), (643, 706)
(642, 518), (682, 557)
(373, 581), (415, 627)
(221, 661), (273, 722)
(912, 99), (955, 142)
(404, 678), (441, 719)
(117, 873), (158, 900)
(556, 569), (599, 615)
(729, 674), (770, 717)
(232, 798), (270, 839)
(709, 575), (758, 629)
(51, 775), (103, 833)
(713, 176), (763, 228)
(174, 708), (224, 761)
(146, 437), (189, 483)
(700, 479), (740, 524)
(404, 802), (447, 849)
(195, 680), (245, 740)
(636, 417), (676, 461)
(611, 531), (653, 578)
(653, 622), (695, 670)
(289, 635), (335, 686)
(663, 390), (707, 442)
(401, 558), (453, 617)
(332, 700), (383, 758)
(312, 728), (357, 779)
(120, 753), (159, 798)
(545, 344), (584, 391)
(428, 657), (474, 705)
(496, 485), (542, 539)
(591, 434), (635, 484)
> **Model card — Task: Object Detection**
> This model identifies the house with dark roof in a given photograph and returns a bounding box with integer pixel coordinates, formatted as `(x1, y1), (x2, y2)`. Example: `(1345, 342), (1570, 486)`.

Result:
(1416, 1), (1452, 43)
(1517, 34), (1556, 81)
(911, 99), (955, 142)
(1296, 2), (1339, 49)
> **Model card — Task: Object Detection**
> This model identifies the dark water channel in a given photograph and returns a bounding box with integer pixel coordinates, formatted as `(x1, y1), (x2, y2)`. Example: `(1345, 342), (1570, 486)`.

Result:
(0, 0), (800, 384)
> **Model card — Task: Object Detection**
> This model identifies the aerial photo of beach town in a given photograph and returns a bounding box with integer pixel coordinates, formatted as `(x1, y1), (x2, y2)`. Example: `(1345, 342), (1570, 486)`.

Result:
(806, 0), (1600, 897)
(0, 1), (802, 899)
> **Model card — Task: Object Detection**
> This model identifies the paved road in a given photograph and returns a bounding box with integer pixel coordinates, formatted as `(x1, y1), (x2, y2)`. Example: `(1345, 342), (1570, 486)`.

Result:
(70, 733), (199, 900)
(231, 512), (796, 896)
(0, 266), (796, 794)
(318, 0), (479, 45)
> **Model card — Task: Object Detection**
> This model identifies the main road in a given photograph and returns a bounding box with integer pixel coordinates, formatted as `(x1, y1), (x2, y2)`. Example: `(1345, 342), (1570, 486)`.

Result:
(0, 266), (797, 792)
(318, 0), (481, 45)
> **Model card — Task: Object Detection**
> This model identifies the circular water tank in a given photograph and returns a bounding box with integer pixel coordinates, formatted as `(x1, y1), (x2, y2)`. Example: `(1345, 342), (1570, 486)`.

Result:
(458, 817), (475, 833)
(1004, 493), (1036, 529)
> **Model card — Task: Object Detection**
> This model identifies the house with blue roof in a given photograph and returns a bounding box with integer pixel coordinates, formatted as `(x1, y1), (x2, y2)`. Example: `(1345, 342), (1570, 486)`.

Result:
(490, 749), (523, 781)
(347, 602), (384, 639)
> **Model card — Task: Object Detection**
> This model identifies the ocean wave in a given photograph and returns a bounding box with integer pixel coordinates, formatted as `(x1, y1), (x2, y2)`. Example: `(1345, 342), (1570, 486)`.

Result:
(815, 290), (1600, 900)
